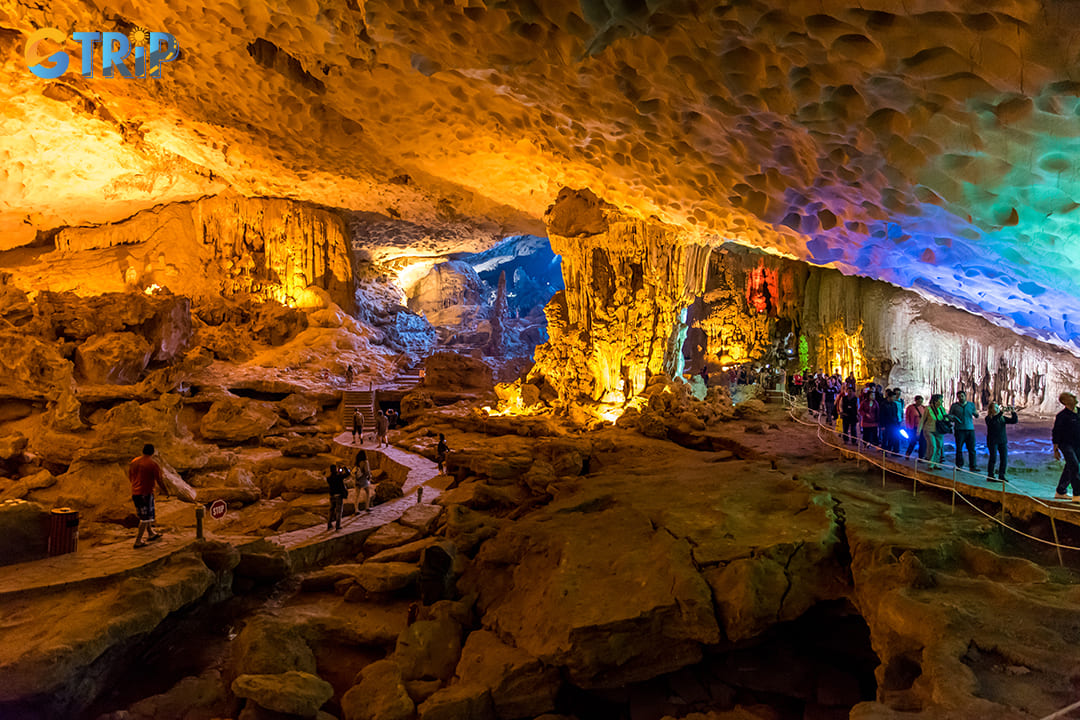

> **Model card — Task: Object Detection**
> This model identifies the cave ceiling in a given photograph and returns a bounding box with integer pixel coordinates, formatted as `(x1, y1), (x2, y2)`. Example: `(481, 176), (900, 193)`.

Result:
(4, 0), (1080, 350)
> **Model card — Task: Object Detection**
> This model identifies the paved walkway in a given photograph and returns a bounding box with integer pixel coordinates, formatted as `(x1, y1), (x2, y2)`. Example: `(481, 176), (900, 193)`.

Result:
(269, 435), (442, 551)
(0, 439), (444, 600)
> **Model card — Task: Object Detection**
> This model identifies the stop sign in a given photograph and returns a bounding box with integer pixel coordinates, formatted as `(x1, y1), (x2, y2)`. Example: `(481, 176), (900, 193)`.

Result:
(209, 499), (227, 520)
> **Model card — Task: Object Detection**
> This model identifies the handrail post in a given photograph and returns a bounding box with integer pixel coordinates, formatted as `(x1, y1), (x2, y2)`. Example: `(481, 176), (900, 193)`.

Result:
(1050, 509), (1065, 568)
(1000, 478), (1007, 523)
(951, 466), (957, 513)
(882, 445), (886, 486)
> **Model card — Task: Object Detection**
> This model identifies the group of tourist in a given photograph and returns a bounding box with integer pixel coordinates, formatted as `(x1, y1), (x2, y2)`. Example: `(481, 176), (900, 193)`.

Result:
(351, 408), (396, 448)
(792, 369), (858, 420)
(325, 449), (373, 530)
(816, 383), (1020, 484)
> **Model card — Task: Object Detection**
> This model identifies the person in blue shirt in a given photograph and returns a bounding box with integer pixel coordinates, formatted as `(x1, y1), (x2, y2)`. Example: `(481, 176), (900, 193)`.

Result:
(949, 390), (979, 472)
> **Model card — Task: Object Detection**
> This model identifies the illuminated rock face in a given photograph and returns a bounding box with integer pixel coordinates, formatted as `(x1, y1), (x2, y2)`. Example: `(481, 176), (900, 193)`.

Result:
(8, 2), (1080, 347)
(534, 191), (1080, 415)
(535, 188), (709, 403)
(7, 195), (354, 311)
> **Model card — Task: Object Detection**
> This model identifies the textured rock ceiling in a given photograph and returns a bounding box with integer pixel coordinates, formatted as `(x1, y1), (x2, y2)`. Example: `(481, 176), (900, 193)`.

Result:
(5, 0), (1080, 349)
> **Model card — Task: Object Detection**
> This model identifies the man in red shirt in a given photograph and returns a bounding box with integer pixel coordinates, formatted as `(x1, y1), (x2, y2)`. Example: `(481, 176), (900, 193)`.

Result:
(129, 443), (165, 548)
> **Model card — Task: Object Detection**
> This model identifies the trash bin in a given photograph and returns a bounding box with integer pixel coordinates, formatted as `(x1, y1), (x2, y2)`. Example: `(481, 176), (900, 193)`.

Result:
(48, 507), (79, 556)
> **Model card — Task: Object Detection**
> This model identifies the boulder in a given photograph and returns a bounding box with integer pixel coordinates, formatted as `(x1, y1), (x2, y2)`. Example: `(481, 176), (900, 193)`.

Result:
(373, 480), (405, 505)
(280, 394), (320, 424)
(365, 523), (422, 554)
(0, 433), (28, 461)
(200, 397), (279, 443)
(367, 536), (443, 564)
(402, 390), (435, 419)
(195, 486), (261, 507)
(353, 562), (420, 594)
(232, 671), (333, 718)
(231, 615), (317, 678)
(0, 499), (50, 566)
(262, 468), (328, 497)
(74, 332), (152, 384)
(282, 437), (332, 457)
(341, 659), (414, 720)
(417, 683), (495, 720)
(0, 331), (76, 401)
(455, 630), (560, 719)
(400, 503), (444, 534)
(395, 617), (463, 682)
(235, 542), (293, 582)
(0, 469), (56, 502)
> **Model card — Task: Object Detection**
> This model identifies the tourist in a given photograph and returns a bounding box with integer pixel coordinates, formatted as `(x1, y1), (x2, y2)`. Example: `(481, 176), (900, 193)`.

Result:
(949, 390), (979, 472)
(1052, 391), (1080, 500)
(326, 461), (350, 530)
(858, 390), (880, 446)
(376, 410), (390, 448)
(387, 408), (399, 429)
(984, 403), (1018, 483)
(807, 373), (822, 415)
(838, 386), (859, 445)
(353, 449), (372, 512)
(904, 395), (926, 459)
(436, 433), (449, 474)
(129, 443), (165, 549)
(824, 374), (840, 423)
(878, 389), (900, 453)
(891, 389), (905, 452)
(918, 394), (948, 469)
(792, 369), (803, 396)
(845, 372), (856, 392)
(352, 408), (363, 443)
(345, 364), (355, 384)
(700, 364), (710, 386)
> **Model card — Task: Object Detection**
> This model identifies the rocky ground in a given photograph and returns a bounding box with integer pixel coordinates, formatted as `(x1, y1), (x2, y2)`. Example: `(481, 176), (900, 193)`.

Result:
(4, 374), (1080, 720)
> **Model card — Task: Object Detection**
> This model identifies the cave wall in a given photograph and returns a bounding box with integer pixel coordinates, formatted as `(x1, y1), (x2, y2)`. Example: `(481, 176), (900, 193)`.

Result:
(8, 194), (355, 312)
(535, 190), (1080, 415)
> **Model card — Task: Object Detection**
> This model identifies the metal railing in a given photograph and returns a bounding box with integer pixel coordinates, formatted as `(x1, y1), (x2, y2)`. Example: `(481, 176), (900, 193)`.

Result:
(780, 392), (1080, 564)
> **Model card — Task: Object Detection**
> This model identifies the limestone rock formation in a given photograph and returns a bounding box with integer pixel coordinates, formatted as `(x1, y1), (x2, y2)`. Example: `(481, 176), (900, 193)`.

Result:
(463, 501), (720, 688)
(408, 261), (486, 316)
(200, 397), (280, 443)
(455, 629), (560, 719)
(0, 499), (49, 566)
(342, 659), (414, 720)
(74, 332), (152, 384)
(231, 671), (333, 718)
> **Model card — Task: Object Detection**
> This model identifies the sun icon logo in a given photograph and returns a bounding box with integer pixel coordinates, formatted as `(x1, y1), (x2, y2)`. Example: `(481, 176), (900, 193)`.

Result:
(128, 27), (151, 47)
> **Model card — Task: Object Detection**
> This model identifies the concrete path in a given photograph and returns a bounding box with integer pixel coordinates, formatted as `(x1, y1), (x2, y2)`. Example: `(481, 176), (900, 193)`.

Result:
(269, 434), (443, 552)
(0, 438), (445, 600)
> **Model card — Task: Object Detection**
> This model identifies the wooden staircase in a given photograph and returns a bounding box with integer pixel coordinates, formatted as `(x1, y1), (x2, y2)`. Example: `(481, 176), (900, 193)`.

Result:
(343, 389), (377, 429)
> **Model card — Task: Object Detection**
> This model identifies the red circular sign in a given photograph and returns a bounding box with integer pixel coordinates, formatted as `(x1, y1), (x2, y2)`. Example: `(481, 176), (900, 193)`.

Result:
(209, 499), (228, 519)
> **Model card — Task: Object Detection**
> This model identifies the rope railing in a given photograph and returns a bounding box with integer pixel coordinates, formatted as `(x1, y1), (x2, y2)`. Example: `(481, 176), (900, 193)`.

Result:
(779, 391), (1080, 562)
